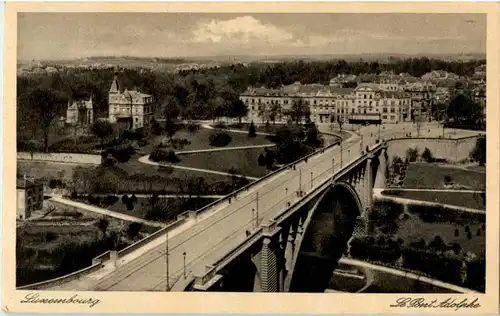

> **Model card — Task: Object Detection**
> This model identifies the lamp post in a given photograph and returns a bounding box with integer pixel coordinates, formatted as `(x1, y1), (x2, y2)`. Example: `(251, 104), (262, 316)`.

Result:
(331, 158), (335, 174)
(252, 208), (256, 228)
(165, 232), (170, 291)
(299, 169), (302, 195)
(310, 172), (313, 189)
(183, 252), (187, 280)
(255, 192), (259, 226)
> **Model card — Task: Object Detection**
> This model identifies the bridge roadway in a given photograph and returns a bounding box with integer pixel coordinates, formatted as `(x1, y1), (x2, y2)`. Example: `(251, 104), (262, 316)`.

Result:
(49, 122), (469, 292)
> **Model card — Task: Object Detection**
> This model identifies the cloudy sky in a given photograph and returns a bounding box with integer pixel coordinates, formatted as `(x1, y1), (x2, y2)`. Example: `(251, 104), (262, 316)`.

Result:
(18, 13), (485, 60)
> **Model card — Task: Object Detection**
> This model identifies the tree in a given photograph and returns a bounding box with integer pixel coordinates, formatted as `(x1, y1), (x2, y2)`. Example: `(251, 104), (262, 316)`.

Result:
(95, 218), (109, 237)
(248, 121), (257, 138)
(287, 100), (309, 124)
(470, 136), (486, 165)
(22, 87), (68, 151)
(446, 93), (482, 127)
(421, 147), (434, 163)
(228, 99), (248, 123)
(91, 120), (113, 140)
(126, 222), (143, 239)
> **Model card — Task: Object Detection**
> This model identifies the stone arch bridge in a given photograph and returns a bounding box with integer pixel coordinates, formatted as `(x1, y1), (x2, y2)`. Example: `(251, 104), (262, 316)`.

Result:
(189, 145), (388, 292)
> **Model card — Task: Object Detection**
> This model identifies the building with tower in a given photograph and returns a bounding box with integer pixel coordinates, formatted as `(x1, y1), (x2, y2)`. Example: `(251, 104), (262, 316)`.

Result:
(66, 97), (93, 126)
(108, 75), (154, 130)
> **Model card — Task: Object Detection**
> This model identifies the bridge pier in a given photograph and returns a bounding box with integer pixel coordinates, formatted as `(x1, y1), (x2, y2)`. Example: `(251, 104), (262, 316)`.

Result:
(259, 221), (283, 292)
(374, 148), (387, 189)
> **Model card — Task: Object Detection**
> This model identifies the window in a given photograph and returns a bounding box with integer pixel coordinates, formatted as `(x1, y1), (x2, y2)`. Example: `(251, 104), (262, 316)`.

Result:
(390, 108), (395, 113)
(383, 115), (388, 119)
(383, 107), (388, 113)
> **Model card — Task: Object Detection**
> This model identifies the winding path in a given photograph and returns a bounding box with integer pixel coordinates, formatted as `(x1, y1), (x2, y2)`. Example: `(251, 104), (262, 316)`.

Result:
(175, 144), (275, 155)
(373, 189), (485, 214)
(49, 196), (166, 227)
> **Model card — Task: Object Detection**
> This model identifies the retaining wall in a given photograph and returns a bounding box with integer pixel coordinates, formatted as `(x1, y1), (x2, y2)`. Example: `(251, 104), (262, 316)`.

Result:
(17, 152), (102, 165)
(385, 136), (480, 163)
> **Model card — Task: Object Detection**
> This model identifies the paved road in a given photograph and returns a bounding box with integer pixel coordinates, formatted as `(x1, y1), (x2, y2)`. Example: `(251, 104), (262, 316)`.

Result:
(48, 122), (481, 292)
(49, 197), (166, 227)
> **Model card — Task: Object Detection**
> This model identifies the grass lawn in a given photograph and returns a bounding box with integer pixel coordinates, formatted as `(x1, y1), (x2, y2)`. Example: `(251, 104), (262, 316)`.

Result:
(176, 148), (268, 178)
(395, 213), (485, 257)
(145, 128), (272, 153)
(224, 122), (286, 135)
(363, 269), (458, 293)
(382, 191), (485, 210)
(17, 160), (83, 181)
(403, 163), (485, 190)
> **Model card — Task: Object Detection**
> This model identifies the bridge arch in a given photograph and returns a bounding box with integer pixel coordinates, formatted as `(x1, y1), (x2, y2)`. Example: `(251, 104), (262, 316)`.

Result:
(288, 181), (363, 292)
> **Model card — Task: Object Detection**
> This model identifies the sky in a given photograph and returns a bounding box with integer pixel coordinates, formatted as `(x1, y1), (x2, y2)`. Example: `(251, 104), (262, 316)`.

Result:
(17, 13), (486, 61)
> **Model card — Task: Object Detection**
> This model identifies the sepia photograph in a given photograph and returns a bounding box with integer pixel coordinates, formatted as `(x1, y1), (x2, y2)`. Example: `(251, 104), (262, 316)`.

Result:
(2, 2), (499, 314)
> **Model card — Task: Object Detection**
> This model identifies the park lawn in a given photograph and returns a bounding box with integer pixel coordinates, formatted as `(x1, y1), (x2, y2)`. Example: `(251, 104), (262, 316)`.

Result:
(146, 128), (273, 153)
(383, 191), (485, 210)
(175, 148), (268, 178)
(403, 163), (485, 190)
(363, 268), (458, 293)
(17, 160), (85, 182)
(394, 214), (485, 257)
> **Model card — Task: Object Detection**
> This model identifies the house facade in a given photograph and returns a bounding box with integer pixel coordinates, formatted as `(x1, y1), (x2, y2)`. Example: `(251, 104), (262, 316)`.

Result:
(16, 177), (43, 220)
(108, 76), (154, 130)
(66, 98), (93, 125)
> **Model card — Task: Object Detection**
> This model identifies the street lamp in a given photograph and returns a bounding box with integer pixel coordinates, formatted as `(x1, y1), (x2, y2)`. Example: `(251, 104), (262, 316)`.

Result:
(183, 252), (187, 280)
(299, 169), (302, 195)
(255, 192), (259, 226)
(331, 158), (335, 174)
(310, 172), (313, 189)
(165, 232), (170, 291)
(252, 208), (256, 228)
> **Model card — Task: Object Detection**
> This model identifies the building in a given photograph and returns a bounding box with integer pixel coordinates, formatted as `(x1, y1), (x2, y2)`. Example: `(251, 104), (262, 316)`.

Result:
(351, 84), (411, 124)
(16, 177), (43, 220)
(421, 70), (460, 82)
(66, 98), (93, 125)
(240, 80), (411, 125)
(404, 81), (437, 119)
(108, 75), (155, 130)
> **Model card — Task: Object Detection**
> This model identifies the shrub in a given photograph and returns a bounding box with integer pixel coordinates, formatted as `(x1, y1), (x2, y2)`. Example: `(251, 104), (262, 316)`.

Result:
(186, 122), (200, 134)
(95, 218), (109, 235)
(209, 132), (232, 147)
(421, 147), (434, 163)
(406, 147), (419, 162)
(130, 194), (138, 203)
(257, 153), (266, 166)
(126, 202), (134, 211)
(444, 175), (453, 185)
(103, 195), (119, 206)
(122, 194), (129, 204)
(48, 179), (58, 189)
(126, 222), (143, 238)
(101, 144), (136, 163)
(150, 148), (180, 163)
(122, 129), (145, 141)
(248, 121), (257, 138)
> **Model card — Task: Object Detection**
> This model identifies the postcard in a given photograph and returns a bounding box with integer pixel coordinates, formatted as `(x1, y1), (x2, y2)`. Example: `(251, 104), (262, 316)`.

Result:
(2, 2), (499, 314)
